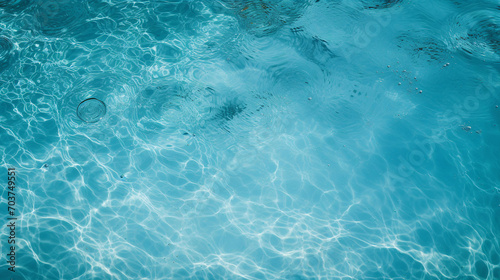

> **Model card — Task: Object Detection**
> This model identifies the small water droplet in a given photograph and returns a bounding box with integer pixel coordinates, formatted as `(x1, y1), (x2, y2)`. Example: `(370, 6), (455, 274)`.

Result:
(77, 98), (106, 123)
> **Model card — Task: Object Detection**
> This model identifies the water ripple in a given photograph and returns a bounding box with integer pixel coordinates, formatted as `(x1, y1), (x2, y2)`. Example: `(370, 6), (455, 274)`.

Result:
(361, 0), (403, 10)
(217, 0), (312, 37)
(77, 98), (106, 123)
(33, 0), (92, 38)
(1, 1), (500, 279)
(397, 29), (449, 64)
(0, 35), (15, 73)
(0, 0), (31, 9)
(447, 8), (500, 62)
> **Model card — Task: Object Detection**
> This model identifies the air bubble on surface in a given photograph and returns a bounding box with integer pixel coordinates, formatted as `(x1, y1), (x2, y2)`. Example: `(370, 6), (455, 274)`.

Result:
(76, 98), (106, 123)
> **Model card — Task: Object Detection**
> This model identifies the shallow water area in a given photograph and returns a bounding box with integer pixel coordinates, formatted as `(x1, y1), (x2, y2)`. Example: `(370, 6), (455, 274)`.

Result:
(0, 0), (499, 279)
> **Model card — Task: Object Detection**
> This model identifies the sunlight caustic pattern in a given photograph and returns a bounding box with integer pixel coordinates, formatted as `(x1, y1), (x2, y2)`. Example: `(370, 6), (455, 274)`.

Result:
(0, 0), (499, 279)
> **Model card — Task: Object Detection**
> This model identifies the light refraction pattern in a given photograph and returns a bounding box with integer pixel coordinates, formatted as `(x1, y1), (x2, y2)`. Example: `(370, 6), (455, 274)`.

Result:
(0, 0), (499, 279)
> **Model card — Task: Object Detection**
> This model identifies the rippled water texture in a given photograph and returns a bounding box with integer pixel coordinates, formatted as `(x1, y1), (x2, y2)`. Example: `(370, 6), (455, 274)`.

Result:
(1, 0), (500, 279)
(77, 98), (106, 123)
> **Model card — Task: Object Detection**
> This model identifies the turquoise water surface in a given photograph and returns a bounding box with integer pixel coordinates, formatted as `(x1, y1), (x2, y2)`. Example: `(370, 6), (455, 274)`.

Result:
(1, 0), (500, 279)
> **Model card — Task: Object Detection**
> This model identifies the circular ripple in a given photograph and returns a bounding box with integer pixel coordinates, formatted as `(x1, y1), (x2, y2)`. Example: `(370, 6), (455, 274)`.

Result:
(448, 9), (500, 62)
(361, 0), (402, 9)
(0, 36), (13, 73)
(34, 0), (88, 37)
(77, 98), (106, 123)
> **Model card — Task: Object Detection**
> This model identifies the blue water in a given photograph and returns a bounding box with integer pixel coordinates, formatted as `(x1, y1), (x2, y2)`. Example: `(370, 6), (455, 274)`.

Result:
(1, 0), (499, 279)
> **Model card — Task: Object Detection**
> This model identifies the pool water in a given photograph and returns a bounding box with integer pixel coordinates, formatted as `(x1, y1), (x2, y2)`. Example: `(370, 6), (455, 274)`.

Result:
(1, 0), (499, 279)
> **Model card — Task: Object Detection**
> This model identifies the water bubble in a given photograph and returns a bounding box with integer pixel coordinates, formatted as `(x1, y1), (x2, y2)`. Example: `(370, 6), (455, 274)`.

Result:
(0, 36), (12, 58)
(77, 98), (106, 123)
